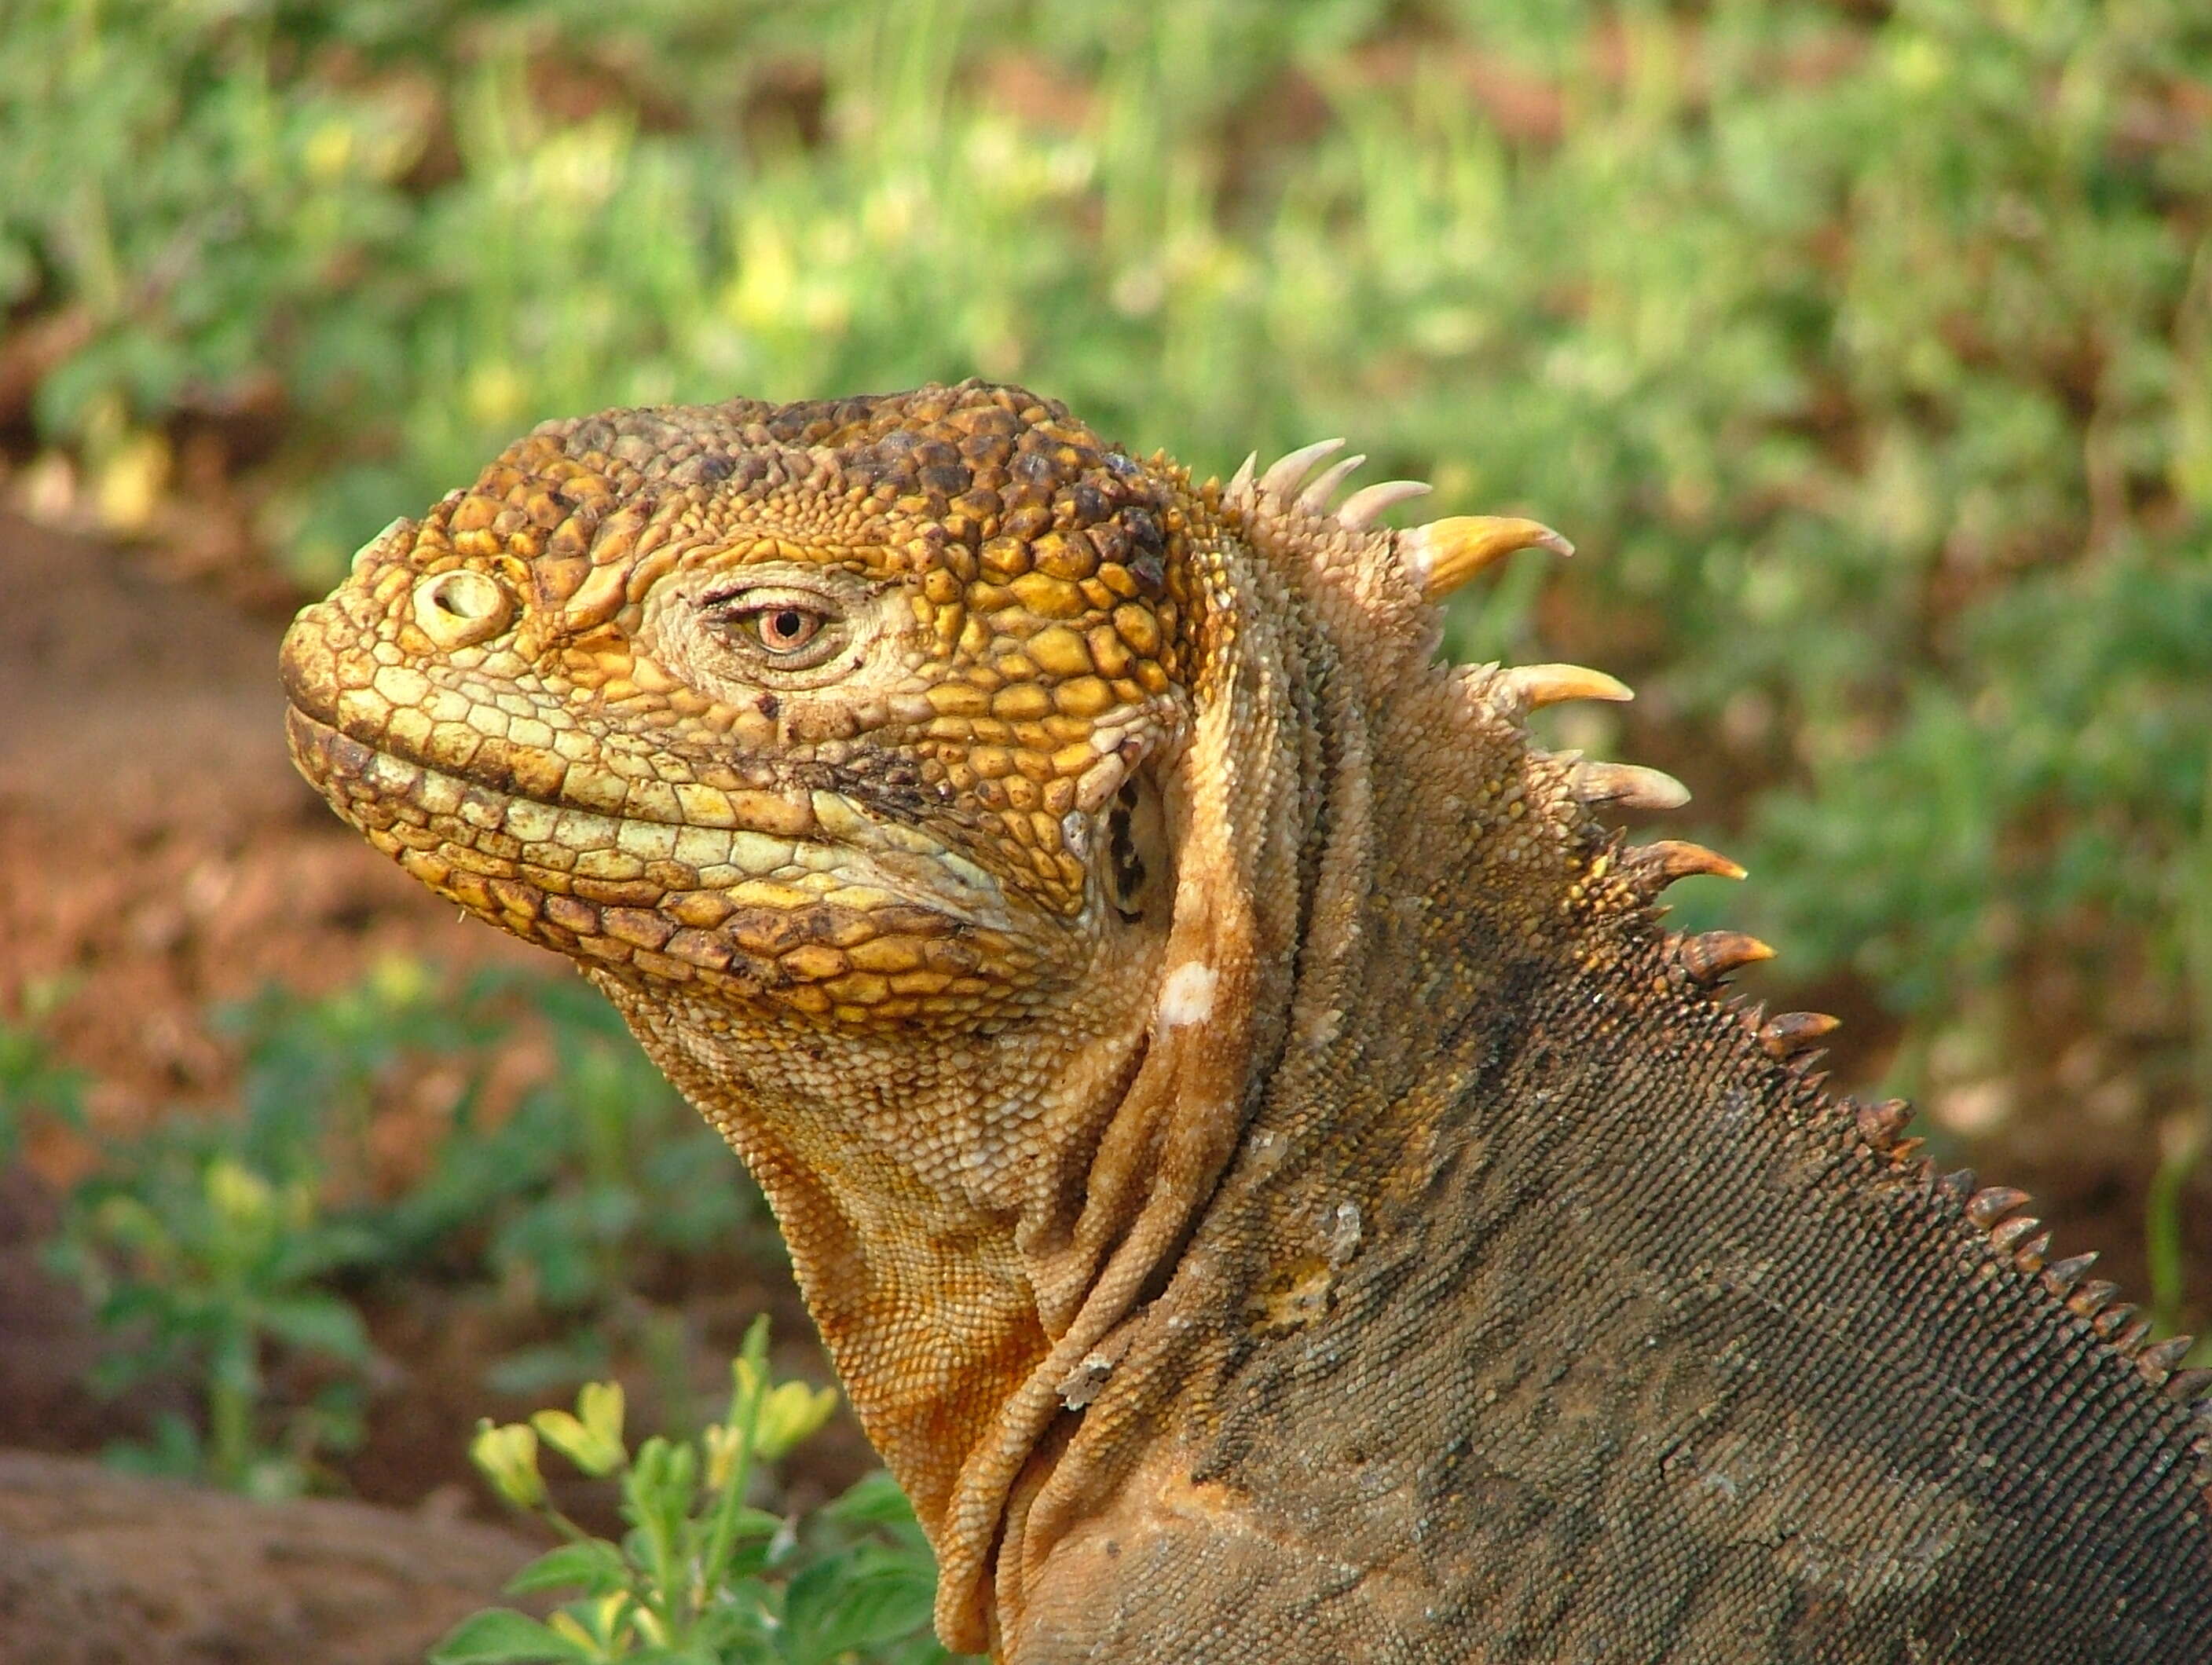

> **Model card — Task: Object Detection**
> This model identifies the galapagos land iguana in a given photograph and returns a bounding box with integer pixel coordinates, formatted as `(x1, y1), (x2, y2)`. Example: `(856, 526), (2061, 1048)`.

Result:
(280, 381), (2212, 1661)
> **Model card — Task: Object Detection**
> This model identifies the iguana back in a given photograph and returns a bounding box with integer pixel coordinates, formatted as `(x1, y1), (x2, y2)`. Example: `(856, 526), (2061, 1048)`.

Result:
(278, 381), (2212, 1661)
(1015, 934), (2212, 1659)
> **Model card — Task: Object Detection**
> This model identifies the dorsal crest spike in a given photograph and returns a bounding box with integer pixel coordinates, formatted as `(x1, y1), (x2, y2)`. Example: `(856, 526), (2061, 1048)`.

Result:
(1967, 1185), (2030, 1228)
(2095, 1305), (2143, 1341)
(1224, 452), (1258, 507)
(2045, 1252), (2098, 1296)
(1639, 840), (1747, 885)
(1335, 478), (1432, 529)
(1758, 1011), (1840, 1058)
(1258, 437), (1346, 501)
(1399, 514), (1573, 600)
(1573, 760), (1690, 812)
(1500, 663), (1633, 711)
(2137, 1334), (2194, 1381)
(1853, 1096), (1912, 1150)
(2067, 1278), (2122, 1319)
(1297, 454), (1365, 513)
(1675, 930), (1775, 983)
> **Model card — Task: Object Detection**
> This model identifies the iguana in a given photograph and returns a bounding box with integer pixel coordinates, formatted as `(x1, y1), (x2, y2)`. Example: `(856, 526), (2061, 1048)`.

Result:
(280, 381), (2212, 1662)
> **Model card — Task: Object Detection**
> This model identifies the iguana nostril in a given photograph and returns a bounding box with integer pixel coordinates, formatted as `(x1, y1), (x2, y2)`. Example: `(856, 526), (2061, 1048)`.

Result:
(412, 569), (513, 648)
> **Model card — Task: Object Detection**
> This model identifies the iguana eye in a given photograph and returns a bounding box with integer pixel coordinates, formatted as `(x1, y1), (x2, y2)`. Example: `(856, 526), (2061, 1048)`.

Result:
(745, 605), (825, 654)
(700, 586), (846, 670)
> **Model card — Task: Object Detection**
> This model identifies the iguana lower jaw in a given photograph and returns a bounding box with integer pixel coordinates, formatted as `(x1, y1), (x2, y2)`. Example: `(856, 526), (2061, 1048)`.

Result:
(280, 689), (1065, 1022)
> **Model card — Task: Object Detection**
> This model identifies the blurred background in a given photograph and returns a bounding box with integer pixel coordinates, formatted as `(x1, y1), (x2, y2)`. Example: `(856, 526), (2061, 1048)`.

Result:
(0, 1), (2206, 1658)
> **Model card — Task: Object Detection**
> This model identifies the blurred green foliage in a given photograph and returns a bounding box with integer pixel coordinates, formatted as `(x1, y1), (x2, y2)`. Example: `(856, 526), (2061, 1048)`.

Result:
(0, 1011), (85, 1169)
(3, 1), (2207, 1250)
(49, 961), (770, 1493)
(57, 1142), (376, 1497)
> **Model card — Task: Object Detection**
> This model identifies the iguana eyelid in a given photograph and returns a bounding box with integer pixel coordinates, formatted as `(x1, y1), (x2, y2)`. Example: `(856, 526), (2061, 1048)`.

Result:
(698, 583), (847, 669)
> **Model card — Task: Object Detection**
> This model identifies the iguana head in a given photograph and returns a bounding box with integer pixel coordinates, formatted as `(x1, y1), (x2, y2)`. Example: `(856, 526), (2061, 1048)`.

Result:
(280, 379), (1658, 1645)
(281, 384), (1208, 1026)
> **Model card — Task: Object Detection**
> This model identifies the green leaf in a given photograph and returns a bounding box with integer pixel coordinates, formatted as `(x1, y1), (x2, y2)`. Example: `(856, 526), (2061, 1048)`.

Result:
(782, 1555), (939, 1662)
(823, 1469), (921, 1529)
(427, 1607), (594, 1664)
(255, 1293), (371, 1362)
(502, 1539), (629, 1596)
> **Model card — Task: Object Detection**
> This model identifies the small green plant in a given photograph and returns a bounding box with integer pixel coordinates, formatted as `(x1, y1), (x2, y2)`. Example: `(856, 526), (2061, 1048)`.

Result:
(217, 953), (510, 1208)
(435, 1319), (966, 1665)
(460, 977), (765, 1404)
(53, 958), (777, 1491)
(0, 1008), (85, 1167)
(46, 956), (500, 1495)
(43, 958), (756, 1491)
(53, 1139), (373, 1497)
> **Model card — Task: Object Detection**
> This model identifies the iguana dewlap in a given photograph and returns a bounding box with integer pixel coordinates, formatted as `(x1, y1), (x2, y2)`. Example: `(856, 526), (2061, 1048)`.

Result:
(280, 382), (2212, 1662)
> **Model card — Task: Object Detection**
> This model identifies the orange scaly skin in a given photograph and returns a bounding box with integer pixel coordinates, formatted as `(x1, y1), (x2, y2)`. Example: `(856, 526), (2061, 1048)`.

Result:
(284, 382), (2212, 1662)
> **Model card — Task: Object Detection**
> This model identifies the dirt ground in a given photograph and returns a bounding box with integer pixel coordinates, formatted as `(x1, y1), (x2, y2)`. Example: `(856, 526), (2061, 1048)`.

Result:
(0, 1449), (541, 1665)
(0, 510), (2203, 1660)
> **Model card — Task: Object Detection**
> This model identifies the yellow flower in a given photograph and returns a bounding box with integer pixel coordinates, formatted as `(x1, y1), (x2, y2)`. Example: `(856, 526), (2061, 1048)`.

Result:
(532, 1381), (627, 1477)
(753, 1381), (839, 1461)
(468, 1419), (545, 1509)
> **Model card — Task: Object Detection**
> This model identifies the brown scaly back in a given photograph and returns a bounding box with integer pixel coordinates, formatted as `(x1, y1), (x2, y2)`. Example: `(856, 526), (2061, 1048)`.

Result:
(1214, 432), (2211, 1502)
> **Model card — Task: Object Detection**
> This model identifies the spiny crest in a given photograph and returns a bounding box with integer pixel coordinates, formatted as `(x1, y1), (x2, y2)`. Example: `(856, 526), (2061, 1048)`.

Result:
(1237, 430), (2212, 1473)
(1225, 435), (1697, 848)
(1845, 1094), (2210, 1448)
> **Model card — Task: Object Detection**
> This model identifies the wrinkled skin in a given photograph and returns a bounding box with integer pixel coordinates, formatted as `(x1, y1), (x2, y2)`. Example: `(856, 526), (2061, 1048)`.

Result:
(284, 382), (2212, 1662)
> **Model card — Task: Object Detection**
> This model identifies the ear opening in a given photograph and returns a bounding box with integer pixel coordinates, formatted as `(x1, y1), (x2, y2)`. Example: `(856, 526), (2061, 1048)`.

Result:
(1105, 768), (1169, 924)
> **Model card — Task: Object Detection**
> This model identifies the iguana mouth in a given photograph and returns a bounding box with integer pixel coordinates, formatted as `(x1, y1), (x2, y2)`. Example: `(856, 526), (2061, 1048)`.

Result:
(282, 701), (1032, 1023)
(280, 595), (841, 842)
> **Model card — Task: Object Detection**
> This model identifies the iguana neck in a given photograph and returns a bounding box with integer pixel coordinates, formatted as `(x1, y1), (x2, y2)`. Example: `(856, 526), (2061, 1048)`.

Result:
(610, 501), (1624, 1650)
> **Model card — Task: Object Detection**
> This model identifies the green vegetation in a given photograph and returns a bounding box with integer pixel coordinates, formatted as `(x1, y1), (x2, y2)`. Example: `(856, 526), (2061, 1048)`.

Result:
(0, 1008), (85, 1169)
(437, 1320), (964, 1665)
(48, 961), (771, 1495)
(57, 1136), (377, 1495)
